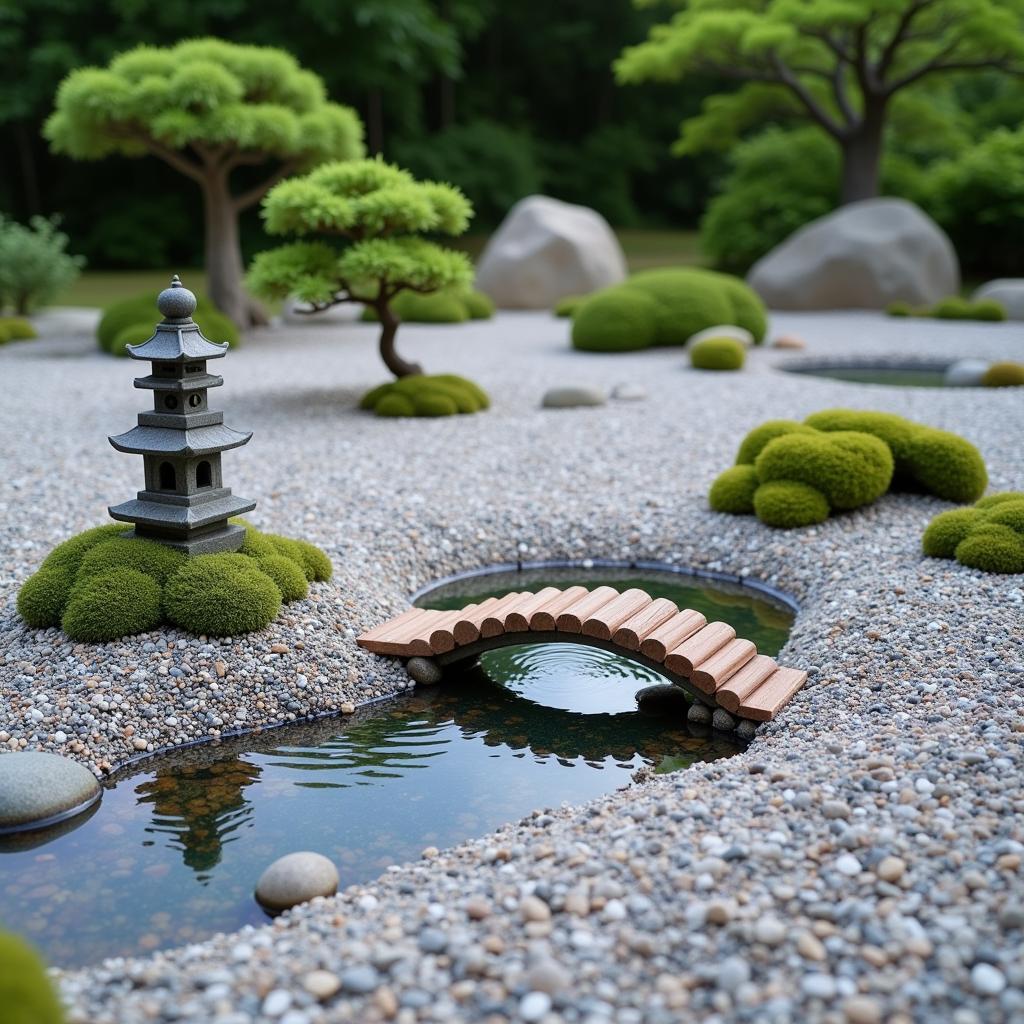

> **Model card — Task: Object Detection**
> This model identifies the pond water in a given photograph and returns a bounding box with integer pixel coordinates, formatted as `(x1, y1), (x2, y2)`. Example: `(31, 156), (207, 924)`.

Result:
(0, 569), (792, 968)
(783, 364), (948, 388)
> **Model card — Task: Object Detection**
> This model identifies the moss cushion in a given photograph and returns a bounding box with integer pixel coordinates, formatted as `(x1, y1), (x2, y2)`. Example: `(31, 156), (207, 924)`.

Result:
(360, 374), (490, 418)
(923, 494), (1024, 574)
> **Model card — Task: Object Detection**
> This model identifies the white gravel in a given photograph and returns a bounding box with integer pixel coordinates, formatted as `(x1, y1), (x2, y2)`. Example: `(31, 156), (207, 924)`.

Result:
(2, 308), (1023, 1022)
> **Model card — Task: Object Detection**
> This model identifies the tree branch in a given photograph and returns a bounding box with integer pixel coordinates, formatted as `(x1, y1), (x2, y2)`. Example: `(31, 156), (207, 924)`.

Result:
(142, 139), (207, 183)
(232, 160), (301, 212)
(877, 0), (938, 81)
(885, 49), (1020, 94)
(769, 53), (847, 138)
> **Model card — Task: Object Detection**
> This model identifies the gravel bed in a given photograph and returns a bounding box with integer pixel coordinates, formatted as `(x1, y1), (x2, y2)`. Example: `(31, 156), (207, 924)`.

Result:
(2, 309), (1023, 1022)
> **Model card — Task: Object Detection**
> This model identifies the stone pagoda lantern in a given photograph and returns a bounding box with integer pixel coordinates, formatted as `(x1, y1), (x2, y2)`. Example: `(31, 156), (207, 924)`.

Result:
(108, 276), (255, 554)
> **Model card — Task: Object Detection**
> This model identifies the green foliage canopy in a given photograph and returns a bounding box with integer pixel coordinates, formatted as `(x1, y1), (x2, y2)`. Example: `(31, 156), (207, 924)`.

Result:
(0, 214), (84, 314)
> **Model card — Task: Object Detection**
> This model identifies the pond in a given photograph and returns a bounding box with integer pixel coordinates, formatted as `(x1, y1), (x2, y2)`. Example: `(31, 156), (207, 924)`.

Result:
(0, 567), (793, 968)
(782, 362), (948, 388)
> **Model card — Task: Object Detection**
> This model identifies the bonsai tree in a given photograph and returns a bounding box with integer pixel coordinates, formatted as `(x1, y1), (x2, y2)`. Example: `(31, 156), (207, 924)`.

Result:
(44, 38), (364, 327)
(247, 159), (473, 378)
(616, 0), (1024, 204)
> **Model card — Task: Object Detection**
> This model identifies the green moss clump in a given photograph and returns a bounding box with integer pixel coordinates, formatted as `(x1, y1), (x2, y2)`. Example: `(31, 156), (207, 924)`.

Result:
(690, 336), (745, 371)
(708, 465), (759, 514)
(886, 301), (914, 317)
(0, 317), (38, 340)
(571, 267), (767, 352)
(905, 428), (988, 503)
(982, 361), (1024, 387)
(238, 526), (278, 559)
(97, 291), (239, 355)
(0, 931), (64, 1024)
(361, 287), (493, 323)
(753, 481), (830, 528)
(735, 420), (815, 465)
(109, 322), (153, 357)
(294, 540), (333, 582)
(932, 296), (973, 320)
(77, 537), (186, 586)
(41, 524), (128, 574)
(0, 323), (10, 344)
(360, 374), (489, 418)
(164, 555), (281, 636)
(571, 288), (659, 352)
(970, 299), (1007, 322)
(923, 493), (1024, 573)
(62, 568), (162, 641)
(257, 554), (309, 602)
(554, 294), (584, 318)
(462, 290), (495, 320)
(16, 565), (75, 628)
(755, 431), (893, 511)
(922, 508), (984, 558)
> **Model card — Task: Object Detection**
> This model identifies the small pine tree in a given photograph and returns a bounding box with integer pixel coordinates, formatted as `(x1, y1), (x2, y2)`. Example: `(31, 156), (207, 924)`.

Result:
(248, 159), (473, 378)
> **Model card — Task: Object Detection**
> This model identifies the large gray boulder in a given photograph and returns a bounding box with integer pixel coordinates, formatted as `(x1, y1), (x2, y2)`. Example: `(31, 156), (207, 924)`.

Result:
(973, 279), (1024, 321)
(475, 196), (626, 309)
(0, 752), (101, 833)
(748, 199), (959, 311)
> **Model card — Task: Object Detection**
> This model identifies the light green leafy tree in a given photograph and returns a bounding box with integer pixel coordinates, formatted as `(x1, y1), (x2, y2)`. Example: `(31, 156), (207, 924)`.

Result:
(44, 38), (364, 327)
(0, 214), (84, 314)
(616, 0), (1024, 204)
(248, 159), (473, 378)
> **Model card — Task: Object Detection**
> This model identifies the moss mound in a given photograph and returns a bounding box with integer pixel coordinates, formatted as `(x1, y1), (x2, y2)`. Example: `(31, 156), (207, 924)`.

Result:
(0, 317), (38, 341)
(360, 287), (494, 323)
(63, 568), (162, 642)
(18, 523), (331, 639)
(711, 411), (988, 529)
(690, 336), (745, 371)
(360, 374), (489, 417)
(886, 297), (1007, 322)
(924, 493), (1024, 574)
(971, 299), (1008, 322)
(571, 268), (767, 352)
(97, 291), (239, 356)
(554, 295), (584, 318)
(0, 931), (64, 1024)
(165, 554), (281, 636)
(982, 361), (1024, 387)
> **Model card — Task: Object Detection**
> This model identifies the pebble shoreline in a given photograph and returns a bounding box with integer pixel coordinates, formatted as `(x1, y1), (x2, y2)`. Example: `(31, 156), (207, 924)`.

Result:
(2, 309), (1023, 1022)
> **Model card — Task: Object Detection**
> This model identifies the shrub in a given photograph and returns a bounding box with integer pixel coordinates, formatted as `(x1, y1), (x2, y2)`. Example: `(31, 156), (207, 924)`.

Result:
(62, 568), (162, 641)
(970, 299), (1007, 322)
(932, 296), (973, 320)
(359, 374), (489, 417)
(708, 464), (759, 514)
(0, 931), (64, 1024)
(77, 538), (186, 586)
(555, 295), (584, 318)
(924, 493), (1024, 573)
(97, 291), (239, 355)
(257, 554), (309, 602)
(690, 336), (745, 370)
(164, 555), (281, 636)
(0, 317), (38, 340)
(711, 411), (987, 528)
(462, 290), (495, 320)
(886, 301), (914, 317)
(885, 297), (1007, 322)
(753, 480), (830, 529)
(16, 565), (75, 628)
(982, 361), (1024, 387)
(571, 288), (659, 352)
(0, 215), (84, 315)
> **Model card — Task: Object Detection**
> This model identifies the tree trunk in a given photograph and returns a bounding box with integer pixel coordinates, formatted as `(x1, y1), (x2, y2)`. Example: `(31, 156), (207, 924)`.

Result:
(377, 302), (422, 378)
(201, 171), (267, 328)
(839, 102), (886, 205)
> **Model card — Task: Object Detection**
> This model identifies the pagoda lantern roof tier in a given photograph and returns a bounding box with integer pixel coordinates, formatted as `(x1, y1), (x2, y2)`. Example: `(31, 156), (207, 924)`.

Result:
(109, 423), (252, 457)
(110, 492), (256, 532)
(134, 371), (224, 392)
(127, 322), (229, 362)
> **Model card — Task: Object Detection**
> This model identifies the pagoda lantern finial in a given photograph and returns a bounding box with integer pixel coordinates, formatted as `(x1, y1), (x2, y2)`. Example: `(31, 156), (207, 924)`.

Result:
(108, 275), (255, 555)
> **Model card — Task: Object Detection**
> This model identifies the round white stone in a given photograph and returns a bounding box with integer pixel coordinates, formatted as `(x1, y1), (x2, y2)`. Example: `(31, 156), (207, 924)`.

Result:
(0, 751), (101, 833)
(687, 324), (755, 349)
(971, 963), (1006, 995)
(944, 359), (989, 387)
(255, 851), (339, 912)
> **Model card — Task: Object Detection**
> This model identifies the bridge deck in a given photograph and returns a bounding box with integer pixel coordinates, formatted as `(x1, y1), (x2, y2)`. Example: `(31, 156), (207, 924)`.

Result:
(358, 587), (807, 723)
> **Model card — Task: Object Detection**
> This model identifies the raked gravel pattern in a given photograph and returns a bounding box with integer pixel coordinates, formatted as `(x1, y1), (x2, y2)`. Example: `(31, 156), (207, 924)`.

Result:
(2, 309), (1023, 1022)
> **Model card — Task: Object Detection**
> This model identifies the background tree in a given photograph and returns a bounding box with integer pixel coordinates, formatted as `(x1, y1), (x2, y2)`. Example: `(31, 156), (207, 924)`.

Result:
(616, 0), (1024, 204)
(44, 38), (364, 326)
(247, 159), (472, 378)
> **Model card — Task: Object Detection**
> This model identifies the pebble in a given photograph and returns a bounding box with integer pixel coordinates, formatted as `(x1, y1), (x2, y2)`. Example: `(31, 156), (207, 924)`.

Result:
(261, 990), (292, 1017)
(302, 970), (341, 1001)
(970, 963), (1006, 995)
(754, 917), (787, 947)
(843, 995), (883, 1024)
(540, 386), (606, 409)
(520, 895), (551, 923)
(254, 852), (339, 912)
(405, 657), (442, 686)
(876, 855), (906, 882)
(797, 932), (827, 962)
(519, 991), (552, 1021)
(340, 965), (379, 994)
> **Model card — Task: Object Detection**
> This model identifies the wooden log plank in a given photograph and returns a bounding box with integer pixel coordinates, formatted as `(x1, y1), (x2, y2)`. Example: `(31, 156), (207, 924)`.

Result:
(357, 606), (424, 645)
(481, 592), (535, 638)
(555, 587), (620, 634)
(639, 609), (707, 662)
(581, 589), (653, 640)
(358, 607), (440, 656)
(690, 638), (757, 694)
(429, 604), (479, 654)
(663, 622), (735, 677)
(529, 587), (589, 631)
(715, 655), (777, 713)
(505, 588), (564, 632)
(452, 596), (503, 646)
(611, 598), (679, 650)
(738, 667), (808, 721)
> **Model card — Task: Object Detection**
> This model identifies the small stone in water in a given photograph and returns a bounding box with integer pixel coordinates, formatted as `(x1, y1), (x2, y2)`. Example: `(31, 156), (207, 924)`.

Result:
(254, 851), (339, 912)
(405, 657), (442, 686)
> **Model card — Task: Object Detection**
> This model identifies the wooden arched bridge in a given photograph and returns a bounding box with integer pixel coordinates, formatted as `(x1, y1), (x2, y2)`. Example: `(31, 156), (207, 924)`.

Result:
(357, 586), (807, 724)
